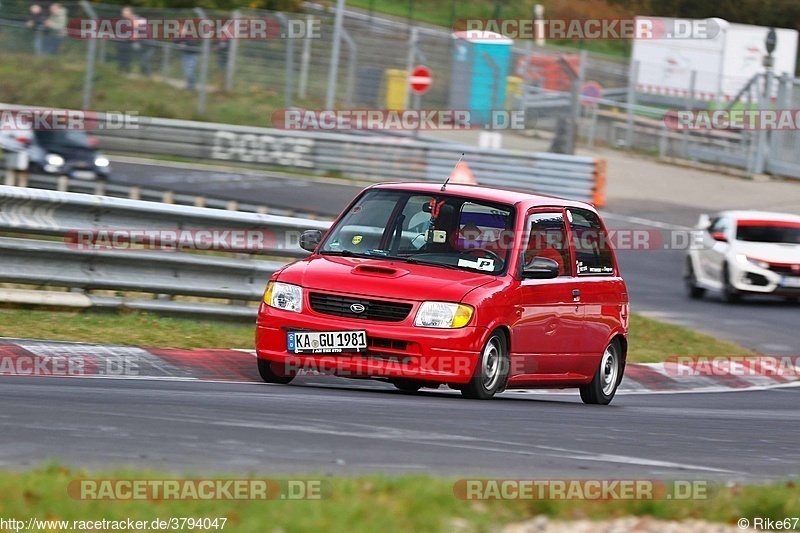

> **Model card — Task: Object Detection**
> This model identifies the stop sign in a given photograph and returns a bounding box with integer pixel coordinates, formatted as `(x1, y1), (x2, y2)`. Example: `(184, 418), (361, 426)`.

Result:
(410, 65), (432, 95)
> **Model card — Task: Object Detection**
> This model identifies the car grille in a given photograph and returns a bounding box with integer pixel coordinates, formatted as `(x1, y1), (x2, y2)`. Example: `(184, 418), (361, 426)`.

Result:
(309, 293), (412, 322)
(769, 264), (800, 276)
(745, 272), (770, 286)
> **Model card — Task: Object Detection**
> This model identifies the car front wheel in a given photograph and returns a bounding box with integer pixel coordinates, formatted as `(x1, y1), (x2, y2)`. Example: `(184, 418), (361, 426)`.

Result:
(257, 358), (295, 384)
(684, 257), (706, 299)
(580, 339), (623, 405)
(721, 263), (741, 303)
(461, 332), (509, 400)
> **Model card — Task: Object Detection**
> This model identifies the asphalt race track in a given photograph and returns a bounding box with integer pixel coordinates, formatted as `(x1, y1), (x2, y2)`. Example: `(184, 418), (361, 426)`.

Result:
(7, 158), (790, 481)
(111, 159), (800, 356)
(110, 160), (362, 217)
(1, 376), (798, 480)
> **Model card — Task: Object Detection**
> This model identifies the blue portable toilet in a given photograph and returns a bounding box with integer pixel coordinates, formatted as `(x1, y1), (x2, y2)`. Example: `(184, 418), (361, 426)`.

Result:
(449, 31), (514, 126)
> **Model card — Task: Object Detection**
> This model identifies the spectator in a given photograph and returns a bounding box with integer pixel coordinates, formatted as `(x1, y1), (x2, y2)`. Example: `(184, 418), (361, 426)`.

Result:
(175, 29), (201, 91)
(43, 3), (68, 56)
(25, 4), (46, 56)
(132, 14), (154, 77)
(116, 6), (134, 72)
(213, 37), (230, 75)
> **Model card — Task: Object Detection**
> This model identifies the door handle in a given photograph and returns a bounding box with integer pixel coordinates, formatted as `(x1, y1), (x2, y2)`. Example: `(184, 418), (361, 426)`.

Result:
(572, 289), (581, 301)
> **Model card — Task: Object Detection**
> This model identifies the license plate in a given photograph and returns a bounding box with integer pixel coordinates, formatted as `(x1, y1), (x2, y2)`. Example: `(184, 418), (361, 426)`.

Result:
(72, 170), (96, 180)
(287, 330), (367, 354)
(780, 276), (800, 288)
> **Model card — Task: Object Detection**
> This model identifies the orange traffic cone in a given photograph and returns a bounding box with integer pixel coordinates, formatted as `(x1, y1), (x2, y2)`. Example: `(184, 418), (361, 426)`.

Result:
(449, 161), (477, 185)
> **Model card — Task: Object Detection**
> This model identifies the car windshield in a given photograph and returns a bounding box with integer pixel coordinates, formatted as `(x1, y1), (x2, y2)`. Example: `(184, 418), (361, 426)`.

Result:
(319, 190), (515, 275)
(736, 220), (800, 244)
(34, 130), (92, 149)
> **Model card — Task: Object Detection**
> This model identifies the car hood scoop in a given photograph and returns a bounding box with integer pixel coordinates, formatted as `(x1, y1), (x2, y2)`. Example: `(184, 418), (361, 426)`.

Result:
(350, 264), (408, 278)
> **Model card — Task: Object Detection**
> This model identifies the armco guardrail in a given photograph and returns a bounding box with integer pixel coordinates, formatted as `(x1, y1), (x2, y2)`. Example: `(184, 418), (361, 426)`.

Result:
(0, 186), (330, 318)
(91, 116), (607, 206)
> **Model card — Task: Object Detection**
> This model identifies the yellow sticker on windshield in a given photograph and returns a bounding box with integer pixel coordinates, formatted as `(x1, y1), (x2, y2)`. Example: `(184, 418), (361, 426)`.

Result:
(352, 235), (362, 245)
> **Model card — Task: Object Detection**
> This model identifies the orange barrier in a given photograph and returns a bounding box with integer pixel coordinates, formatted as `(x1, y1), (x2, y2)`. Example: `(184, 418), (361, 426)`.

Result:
(449, 162), (477, 185)
(592, 157), (607, 208)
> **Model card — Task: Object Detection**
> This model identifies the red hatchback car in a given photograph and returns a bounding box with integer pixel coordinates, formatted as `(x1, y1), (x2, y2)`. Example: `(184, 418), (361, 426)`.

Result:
(255, 183), (629, 404)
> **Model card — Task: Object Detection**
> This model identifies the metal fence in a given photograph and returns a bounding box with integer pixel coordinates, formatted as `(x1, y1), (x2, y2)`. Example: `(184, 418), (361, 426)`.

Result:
(0, 1), (629, 117)
(0, 184), (328, 317)
(3, 1), (798, 178)
(85, 114), (606, 205)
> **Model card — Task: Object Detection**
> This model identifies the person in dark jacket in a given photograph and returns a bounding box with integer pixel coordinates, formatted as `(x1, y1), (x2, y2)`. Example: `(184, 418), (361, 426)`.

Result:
(25, 4), (47, 56)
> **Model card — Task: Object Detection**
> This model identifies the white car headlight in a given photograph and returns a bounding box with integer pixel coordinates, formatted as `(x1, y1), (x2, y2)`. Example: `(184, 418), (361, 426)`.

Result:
(736, 254), (770, 269)
(263, 282), (303, 313)
(94, 156), (110, 168)
(45, 153), (65, 167)
(414, 301), (474, 329)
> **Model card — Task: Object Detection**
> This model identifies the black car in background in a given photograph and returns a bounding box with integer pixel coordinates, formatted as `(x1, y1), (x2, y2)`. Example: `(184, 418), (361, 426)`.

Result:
(0, 129), (110, 180)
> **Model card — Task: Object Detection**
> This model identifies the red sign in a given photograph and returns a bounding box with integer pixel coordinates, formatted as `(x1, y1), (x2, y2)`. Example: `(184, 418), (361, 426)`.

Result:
(410, 65), (433, 95)
(580, 81), (603, 107)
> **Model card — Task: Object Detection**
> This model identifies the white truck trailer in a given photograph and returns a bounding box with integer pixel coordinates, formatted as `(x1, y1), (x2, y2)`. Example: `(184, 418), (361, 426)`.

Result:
(632, 17), (798, 102)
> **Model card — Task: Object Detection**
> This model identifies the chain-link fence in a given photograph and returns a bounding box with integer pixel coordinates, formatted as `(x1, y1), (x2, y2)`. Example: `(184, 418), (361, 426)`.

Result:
(0, 2), (629, 119)
(1, 1), (798, 178)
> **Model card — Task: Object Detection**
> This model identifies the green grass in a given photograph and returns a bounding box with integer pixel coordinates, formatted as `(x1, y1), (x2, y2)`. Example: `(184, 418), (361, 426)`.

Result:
(0, 308), (255, 350)
(0, 54), (291, 127)
(347, 0), (631, 57)
(0, 464), (798, 532)
(0, 308), (754, 362)
(627, 314), (754, 363)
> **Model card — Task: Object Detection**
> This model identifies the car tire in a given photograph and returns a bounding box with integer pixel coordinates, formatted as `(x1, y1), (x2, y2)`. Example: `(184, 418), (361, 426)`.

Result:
(721, 263), (741, 303)
(461, 332), (509, 400)
(580, 339), (623, 405)
(257, 358), (295, 384)
(684, 257), (706, 299)
(392, 379), (423, 392)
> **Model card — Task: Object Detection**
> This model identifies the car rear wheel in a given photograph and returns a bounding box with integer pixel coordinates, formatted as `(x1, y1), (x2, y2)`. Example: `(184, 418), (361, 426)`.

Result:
(721, 263), (741, 303)
(580, 339), (622, 405)
(461, 332), (509, 400)
(684, 258), (706, 299)
(257, 358), (295, 384)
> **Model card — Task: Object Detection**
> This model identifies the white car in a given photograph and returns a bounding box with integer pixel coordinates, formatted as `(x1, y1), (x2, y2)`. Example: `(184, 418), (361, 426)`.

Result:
(685, 210), (800, 303)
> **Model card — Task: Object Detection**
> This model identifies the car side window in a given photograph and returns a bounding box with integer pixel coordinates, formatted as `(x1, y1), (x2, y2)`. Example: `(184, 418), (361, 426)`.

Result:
(523, 212), (572, 277)
(708, 217), (729, 235)
(568, 208), (614, 276)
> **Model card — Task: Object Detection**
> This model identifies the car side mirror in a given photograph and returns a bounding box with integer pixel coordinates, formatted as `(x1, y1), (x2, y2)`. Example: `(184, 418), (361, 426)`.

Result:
(522, 256), (560, 279)
(710, 231), (727, 243)
(299, 230), (322, 252)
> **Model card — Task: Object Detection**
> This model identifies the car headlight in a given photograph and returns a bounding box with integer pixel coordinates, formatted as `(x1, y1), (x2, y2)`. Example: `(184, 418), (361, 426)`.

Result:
(414, 301), (473, 329)
(263, 281), (303, 313)
(45, 153), (65, 167)
(94, 156), (110, 167)
(735, 254), (770, 269)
